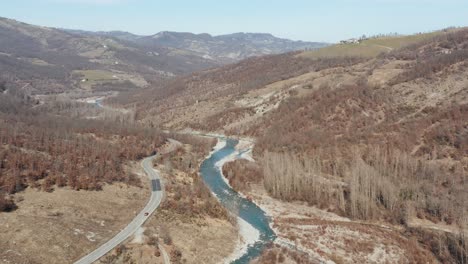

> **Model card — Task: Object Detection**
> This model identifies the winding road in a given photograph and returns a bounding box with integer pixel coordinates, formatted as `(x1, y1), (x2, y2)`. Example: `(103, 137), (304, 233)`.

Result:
(74, 154), (164, 264)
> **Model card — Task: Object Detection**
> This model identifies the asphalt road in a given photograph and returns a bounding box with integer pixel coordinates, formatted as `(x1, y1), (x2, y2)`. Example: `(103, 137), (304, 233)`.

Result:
(74, 154), (163, 264)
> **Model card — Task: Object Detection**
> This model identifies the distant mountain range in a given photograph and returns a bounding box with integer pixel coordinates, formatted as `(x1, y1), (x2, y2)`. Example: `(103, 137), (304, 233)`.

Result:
(66, 29), (328, 63)
(0, 16), (327, 94)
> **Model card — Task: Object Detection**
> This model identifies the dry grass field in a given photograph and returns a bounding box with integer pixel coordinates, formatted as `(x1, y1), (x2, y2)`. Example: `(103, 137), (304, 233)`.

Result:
(298, 31), (444, 58)
(0, 180), (148, 264)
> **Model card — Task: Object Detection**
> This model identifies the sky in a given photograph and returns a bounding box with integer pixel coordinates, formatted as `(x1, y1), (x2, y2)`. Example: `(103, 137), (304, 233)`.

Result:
(1, 0), (468, 42)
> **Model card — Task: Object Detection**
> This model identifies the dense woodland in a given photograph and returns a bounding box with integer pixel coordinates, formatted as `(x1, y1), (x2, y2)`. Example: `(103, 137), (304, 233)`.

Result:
(0, 91), (165, 211)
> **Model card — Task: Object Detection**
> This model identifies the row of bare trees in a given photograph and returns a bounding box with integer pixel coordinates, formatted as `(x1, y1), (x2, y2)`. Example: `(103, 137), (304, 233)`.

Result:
(260, 147), (467, 263)
(262, 151), (346, 211)
(261, 147), (466, 223)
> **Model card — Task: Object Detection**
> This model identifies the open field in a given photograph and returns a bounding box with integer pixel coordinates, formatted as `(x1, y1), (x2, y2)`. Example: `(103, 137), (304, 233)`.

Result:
(72, 70), (150, 91)
(0, 179), (149, 264)
(73, 70), (117, 82)
(299, 43), (389, 58)
(298, 31), (443, 58)
(363, 32), (440, 49)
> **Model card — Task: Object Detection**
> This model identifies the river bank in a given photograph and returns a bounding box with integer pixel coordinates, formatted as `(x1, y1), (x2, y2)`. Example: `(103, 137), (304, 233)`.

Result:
(211, 139), (261, 263)
(199, 137), (275, 264)
(221, 140), (439, 263)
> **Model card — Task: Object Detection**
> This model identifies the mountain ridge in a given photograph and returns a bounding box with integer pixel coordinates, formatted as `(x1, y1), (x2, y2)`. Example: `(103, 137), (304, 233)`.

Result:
(0, 16), (328, 94)
(65, 28), (328, 62)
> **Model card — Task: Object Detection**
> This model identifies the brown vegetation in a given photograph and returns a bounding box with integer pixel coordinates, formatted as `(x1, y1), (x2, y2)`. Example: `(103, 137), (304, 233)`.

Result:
(0, 17), (224, 95)
(222, 159), (263, 192)
(1, 182), (149, 264)
(18, 27), (463, 262)
(147, 28), (468, 263)
(155, 135), (231, 221)
(405, 227), (468, 264)
(262, 151), (346, 212)
(253, 244), (317, 264)
(0, 92), (165, 211)
(252, 75), (467, 225)
(0, 194), (16, 212)
(140, 135), (237, 264)
(109, 52), (364, 130)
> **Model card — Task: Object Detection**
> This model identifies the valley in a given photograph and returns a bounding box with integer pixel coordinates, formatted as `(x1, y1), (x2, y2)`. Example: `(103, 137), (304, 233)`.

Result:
(111, 27), (468, 263)
(0, 11), (467, 264)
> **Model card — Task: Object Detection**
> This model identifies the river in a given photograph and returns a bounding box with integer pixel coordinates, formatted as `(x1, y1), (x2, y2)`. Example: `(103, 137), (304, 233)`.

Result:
(92, 99), (276, 262)
(199, 138), (276, 263)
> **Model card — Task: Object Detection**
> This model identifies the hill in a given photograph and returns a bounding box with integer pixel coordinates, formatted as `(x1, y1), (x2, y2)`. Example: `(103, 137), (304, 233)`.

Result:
(1, 17), (325, 95)
(298, 30), (447, 58)
(70, 29), (328, 63)
(133, 31), (328, 63)
(116, 28), (468, 263)
(0, 17), (221, 94)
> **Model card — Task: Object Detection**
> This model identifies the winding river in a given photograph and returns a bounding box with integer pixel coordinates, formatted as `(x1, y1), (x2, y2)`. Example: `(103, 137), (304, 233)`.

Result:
(199, 138), (276, 263)
(92, 98), (276, 262)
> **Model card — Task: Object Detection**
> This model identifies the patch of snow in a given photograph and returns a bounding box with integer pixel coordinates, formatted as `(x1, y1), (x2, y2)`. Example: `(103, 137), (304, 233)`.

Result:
(86, 232), (96, 242)
(77, 96), (105, 105)
(236, 140), (255, 162)
(4, 250), (22, 256)
(223, 217), (260, 264)
(202, 54), (214, 60)
(73, 229), (96, 242)
(152, 33), (163, 39)
(202, 136), (262, 263)
(214, 149), (243, 197)
(214, 151), (237, 170)
(275, 237), (332, 264)
(155, 70), (175, 77)
(206, 138), (227, 159)
(131, 227), (146, 244)
(224, 52), (241, 59)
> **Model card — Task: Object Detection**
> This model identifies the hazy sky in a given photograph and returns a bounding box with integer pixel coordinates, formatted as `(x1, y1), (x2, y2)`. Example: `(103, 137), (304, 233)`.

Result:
(2, 0), (468, 42)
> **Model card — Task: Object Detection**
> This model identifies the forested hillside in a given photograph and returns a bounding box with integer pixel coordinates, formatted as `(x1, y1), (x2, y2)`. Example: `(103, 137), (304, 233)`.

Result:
(120, 28), (468, 263)
(0, 89), (165, 212)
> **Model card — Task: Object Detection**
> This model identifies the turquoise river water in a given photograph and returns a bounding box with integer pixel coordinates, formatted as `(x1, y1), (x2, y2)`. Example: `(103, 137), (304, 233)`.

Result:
(199, 138), (276, 263)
